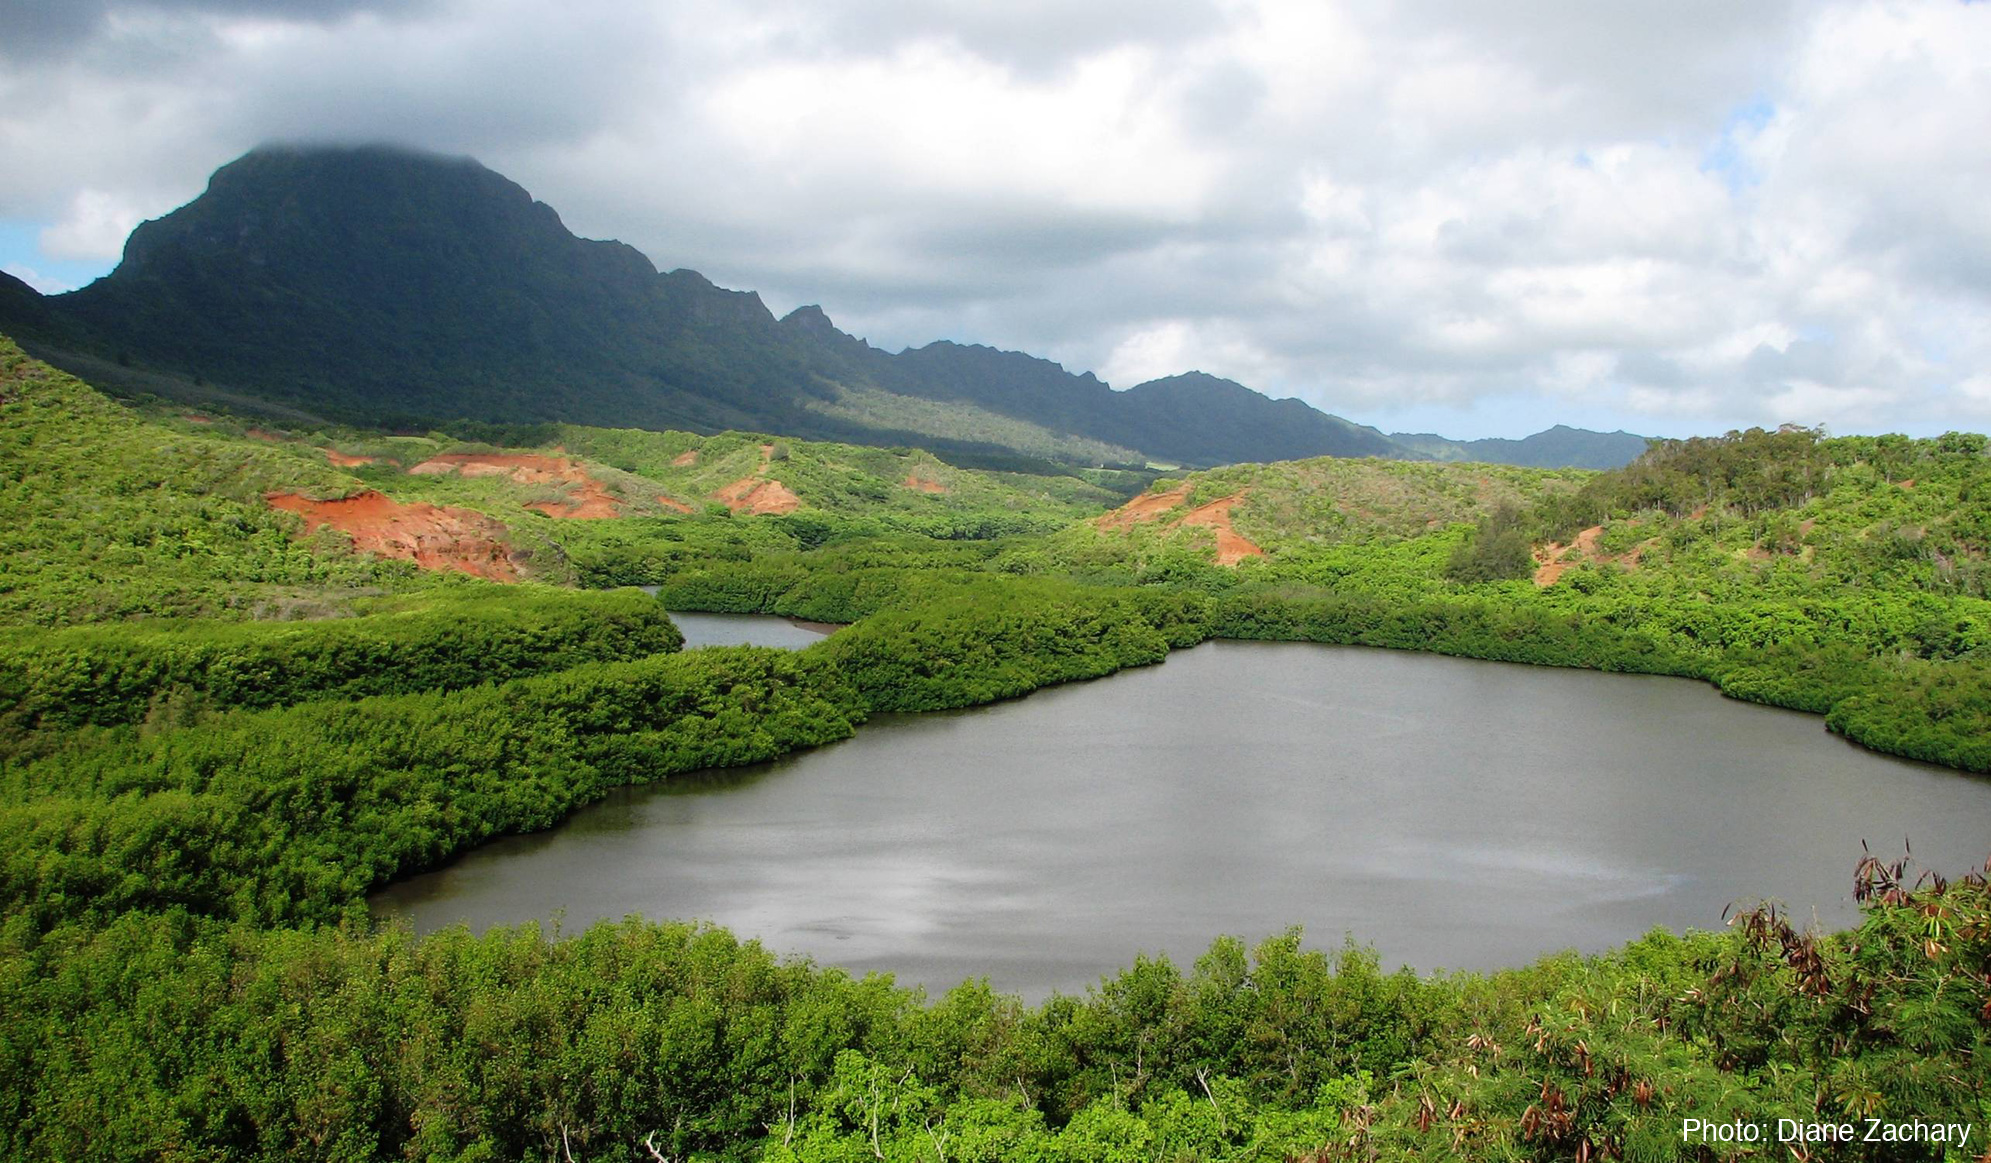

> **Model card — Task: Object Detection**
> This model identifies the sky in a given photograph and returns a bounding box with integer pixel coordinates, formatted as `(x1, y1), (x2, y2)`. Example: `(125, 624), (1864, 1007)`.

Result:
(2, 0), (1988, 440)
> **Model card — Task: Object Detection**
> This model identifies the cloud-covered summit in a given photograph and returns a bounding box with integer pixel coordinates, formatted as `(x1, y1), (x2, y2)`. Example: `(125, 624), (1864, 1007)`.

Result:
(1, 0), (1986, 438)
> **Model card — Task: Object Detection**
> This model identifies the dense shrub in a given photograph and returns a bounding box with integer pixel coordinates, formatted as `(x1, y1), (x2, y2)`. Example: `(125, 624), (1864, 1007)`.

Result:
(0, 588), (681, 745)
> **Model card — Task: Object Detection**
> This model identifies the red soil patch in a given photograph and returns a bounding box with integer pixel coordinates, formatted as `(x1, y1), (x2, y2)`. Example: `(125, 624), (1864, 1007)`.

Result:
(409, 452), (566, 479)
(671, 449), (699, 467)
(1533, 524), (1651, 586)
(1096, 485), (1190, 531)
(183, 414), (213, 425)
(1095, 486), (1262, 565)
(1534, 525), (1604, 586)
(713, 476), (801, 515)
(902, 473), (949, 495)
(266, 491), (519, 581)
(1897, 479), (1916, 490)
(524, 494), (619, 519)
(656, 495), (694, 514)
(245, 427), (284, 443)
(410, 452), (622, 519)
(706, 443), (801, 514)
(324, 449), (378, 467)
(1178, 493), (1265, 566)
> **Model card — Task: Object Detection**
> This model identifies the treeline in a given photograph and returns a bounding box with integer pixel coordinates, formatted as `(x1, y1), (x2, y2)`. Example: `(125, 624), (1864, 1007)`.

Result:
(655, 563), (1209, 710)
(1824, 658), (1991, 771)
(1210, 586), (1991, 772)
(0, 647), (863, 931)
(0, 578), (1202, 933)
(1208, 588), (1696, 677)
(816, 581), (1204, 712)
(1, 856), (1983, 1160)
(1539, 424), (1839, 533)
(553, 518), (1022, 590)
(1520, 427), (1991, 581)
(0, 588), (681, 750)
(651, 546), (1991, 773)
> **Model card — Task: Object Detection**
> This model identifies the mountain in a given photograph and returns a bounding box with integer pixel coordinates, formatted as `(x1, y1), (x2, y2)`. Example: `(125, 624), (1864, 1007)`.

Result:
(0, 271), (55, 338)
(2, 145), (1650, 472)
(1116, 372), (1403, 463)
(1389, 424), (1650, 470)
(870, 346), (1401, 465)
(0, 144), (1435, 469)
(29, 146), (824, 435)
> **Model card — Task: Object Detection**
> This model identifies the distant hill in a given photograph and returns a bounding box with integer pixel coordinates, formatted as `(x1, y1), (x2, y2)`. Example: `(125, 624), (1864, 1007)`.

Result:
(1389, 424), (1650, 470)
(1080, 455), (1588, 566)
(0, 144), (1425, 470)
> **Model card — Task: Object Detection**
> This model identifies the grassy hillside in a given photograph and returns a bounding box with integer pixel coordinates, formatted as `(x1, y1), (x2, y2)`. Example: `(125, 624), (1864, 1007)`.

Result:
(0, 336), (424, 624)
(0, 333), (1126, 612)
(1097, 456), (1586, 549)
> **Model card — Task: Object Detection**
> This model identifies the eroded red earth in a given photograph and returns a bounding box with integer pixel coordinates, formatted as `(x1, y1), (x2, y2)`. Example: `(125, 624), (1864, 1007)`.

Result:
(1096, 486), (1265, 565)
(410, 453), (623, 519)
(266, 490), (521, 581)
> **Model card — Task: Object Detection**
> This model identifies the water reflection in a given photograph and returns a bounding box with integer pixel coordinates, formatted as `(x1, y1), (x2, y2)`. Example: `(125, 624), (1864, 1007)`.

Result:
(374, 641), (1991, 999)
(631, 594), (837, 649)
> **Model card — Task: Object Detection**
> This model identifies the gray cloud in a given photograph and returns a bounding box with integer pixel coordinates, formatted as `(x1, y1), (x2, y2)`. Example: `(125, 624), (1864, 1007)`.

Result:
(736, 0), (1231, 75)
(1, 0), (1988, 438)
(0, 0), (428, 59)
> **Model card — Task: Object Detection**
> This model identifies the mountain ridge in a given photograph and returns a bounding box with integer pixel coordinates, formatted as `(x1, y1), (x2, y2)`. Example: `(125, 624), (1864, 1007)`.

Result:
(1, 143), (1646, 470)
(1389, 424), (1651, 470)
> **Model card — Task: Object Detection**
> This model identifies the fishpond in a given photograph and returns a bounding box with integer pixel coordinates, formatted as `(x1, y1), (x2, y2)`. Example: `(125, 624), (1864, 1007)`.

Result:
(656, 608), (837, 650)
(373, 633), (1991, 998)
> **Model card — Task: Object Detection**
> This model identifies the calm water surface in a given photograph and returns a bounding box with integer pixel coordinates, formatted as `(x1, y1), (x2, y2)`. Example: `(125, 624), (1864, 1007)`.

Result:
(639, 597), (837, 649)
(373, 637), (1991, 998)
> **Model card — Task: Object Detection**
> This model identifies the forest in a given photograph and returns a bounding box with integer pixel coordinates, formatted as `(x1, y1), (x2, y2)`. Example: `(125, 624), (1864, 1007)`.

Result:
(2, 332), (1988, 1159)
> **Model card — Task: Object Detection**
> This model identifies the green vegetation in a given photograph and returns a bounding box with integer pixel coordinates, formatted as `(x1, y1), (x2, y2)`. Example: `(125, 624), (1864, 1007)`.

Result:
(2, 860), (1985, 1160)
(1, 647), (862, 931)
(803, 384), (1145, 465)
(0, 588), (680, 750)
(0, 339), (425, 625)
(3, 333), (1989, 1158)
(1033, 426), (1991, 773)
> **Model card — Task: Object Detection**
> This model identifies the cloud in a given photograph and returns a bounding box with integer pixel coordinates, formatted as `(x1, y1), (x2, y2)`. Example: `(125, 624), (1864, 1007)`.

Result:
(0, 0), (429, 59)
(2, 262), (69, 293)
(0, 0), (1987, 437)
(40, 189), (149, 261)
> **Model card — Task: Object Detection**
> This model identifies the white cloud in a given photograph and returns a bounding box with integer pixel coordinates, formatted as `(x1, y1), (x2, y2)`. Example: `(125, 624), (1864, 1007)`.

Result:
(0, 0), (1987, 437)
(2, 263), (71, 293)
(1101, 320), (1196, 387)
(39, 188), (149, 260)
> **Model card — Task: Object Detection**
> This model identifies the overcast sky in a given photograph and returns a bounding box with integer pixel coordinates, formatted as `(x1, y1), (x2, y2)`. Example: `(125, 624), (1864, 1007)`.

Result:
(2, 0), (1987, 439)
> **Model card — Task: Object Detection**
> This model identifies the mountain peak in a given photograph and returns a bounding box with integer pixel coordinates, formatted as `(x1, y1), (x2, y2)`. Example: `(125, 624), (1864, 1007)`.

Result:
(780, 304), (836, 334)
(108, 142), (656, 289)
(0, 146), (1637, 471)
(1130, 370), (1250, 393)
